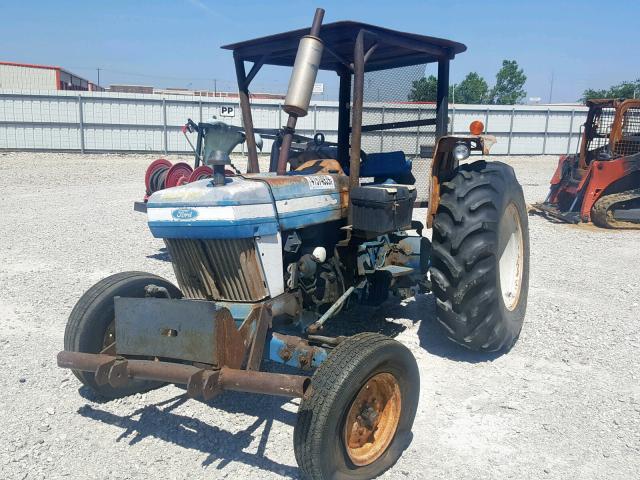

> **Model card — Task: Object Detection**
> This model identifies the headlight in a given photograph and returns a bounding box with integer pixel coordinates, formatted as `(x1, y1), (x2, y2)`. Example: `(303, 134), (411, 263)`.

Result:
(453, 142), (470, 161)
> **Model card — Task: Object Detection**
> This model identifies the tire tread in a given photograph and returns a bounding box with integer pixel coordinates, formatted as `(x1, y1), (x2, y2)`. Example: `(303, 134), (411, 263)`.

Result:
(294, 333), (416, 479)
(429, 161), (528, 352)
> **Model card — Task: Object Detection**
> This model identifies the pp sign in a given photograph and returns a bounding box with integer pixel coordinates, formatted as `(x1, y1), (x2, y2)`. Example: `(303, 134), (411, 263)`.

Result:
(220, 106), (235, 117)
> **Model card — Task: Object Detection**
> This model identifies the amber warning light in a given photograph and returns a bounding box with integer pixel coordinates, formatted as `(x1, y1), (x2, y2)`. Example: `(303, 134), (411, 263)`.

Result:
(469, 120), (484, 135)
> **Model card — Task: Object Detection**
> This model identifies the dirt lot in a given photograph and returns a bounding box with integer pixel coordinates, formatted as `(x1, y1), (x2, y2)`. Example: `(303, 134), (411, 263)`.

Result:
(0, 152), (638, 480)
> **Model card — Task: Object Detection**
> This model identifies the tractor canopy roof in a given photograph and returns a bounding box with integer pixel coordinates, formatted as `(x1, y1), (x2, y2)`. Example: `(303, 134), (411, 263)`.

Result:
(222, 21), (467, 73)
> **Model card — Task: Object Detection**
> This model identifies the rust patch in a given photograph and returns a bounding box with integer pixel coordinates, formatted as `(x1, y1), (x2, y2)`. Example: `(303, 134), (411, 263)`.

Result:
(214, 308), (245, 369)
(273, 332), (320, 370)
(343, 372), (402, 466)
(245, 305), (271, 371)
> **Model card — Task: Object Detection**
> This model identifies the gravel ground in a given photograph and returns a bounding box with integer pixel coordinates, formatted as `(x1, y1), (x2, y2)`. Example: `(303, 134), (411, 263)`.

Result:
(0, 152), (638, 480)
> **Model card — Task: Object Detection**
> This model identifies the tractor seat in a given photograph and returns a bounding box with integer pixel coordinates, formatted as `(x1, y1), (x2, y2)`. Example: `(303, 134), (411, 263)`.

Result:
(291, 159), (345, 176)
(361, 151), (415, 185)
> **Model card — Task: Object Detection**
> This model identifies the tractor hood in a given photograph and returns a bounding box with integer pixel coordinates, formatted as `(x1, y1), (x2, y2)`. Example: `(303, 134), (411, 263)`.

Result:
(146, 174), (348, 239)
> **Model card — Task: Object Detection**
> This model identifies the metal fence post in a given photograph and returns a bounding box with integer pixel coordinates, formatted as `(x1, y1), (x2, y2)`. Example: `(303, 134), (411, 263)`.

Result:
(162, 98), (168, 155)
(77, 95), (85, 153)
(507, 108), (515, 155)
(313, 104), (318, 135)
(484, 108), (489, 134)
(451, 104), (456, 135)
(379, 106), (385, 151)
(415, 106), (421, 156)
(542, 108), (550, 155)
(566, 109), (575, 154)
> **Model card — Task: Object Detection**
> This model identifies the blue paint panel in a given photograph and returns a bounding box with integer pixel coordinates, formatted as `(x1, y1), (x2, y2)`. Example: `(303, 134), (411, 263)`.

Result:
(278, 207), (343, 230)
(147, 174), (348, 240)
(148, 219), (278, 239)
(268, 334), (328, 369)
(147, 176), (273, 208)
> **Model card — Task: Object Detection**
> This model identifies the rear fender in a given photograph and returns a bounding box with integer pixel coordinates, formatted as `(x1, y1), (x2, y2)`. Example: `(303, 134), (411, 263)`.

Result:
(427, 135), (496, 228)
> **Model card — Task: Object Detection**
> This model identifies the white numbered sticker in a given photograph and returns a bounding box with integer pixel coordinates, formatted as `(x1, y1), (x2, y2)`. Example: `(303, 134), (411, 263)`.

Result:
(306, 175), (335, 190)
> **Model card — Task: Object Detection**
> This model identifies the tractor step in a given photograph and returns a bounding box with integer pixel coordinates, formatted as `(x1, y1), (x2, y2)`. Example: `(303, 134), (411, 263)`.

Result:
(377, 265), (415, 277)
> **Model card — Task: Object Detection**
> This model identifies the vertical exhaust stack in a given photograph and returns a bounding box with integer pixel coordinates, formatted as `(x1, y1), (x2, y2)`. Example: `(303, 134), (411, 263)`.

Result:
(276, 8), (325, 175)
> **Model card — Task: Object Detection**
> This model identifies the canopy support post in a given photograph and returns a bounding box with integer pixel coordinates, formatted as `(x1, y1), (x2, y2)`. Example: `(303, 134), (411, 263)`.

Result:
(234, 52), (260, 173)
(337, 68), (352, 167)
(436, 59), (450, 140)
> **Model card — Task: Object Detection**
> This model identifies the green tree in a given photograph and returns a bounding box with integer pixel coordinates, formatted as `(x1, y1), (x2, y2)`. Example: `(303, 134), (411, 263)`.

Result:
(452, 72), (489, 104)
(581, 79), (640, 103)
(581, 88), (608, 102)
(490, 60), (527, 105)
(408, 75), (438, 102)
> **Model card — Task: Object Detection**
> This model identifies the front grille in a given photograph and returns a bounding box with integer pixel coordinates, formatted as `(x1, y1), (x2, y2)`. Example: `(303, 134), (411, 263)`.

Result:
(165, 238), (269, 302)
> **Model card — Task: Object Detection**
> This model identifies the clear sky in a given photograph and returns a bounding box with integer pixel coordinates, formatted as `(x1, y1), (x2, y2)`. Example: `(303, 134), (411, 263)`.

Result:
(1, 0), (637, 102)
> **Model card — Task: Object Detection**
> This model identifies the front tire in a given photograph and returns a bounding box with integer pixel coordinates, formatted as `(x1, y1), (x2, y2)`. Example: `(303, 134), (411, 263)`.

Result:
(294, 333), (419, 480)
(429, 161), (530, 352)
(64, 271), (182, 399)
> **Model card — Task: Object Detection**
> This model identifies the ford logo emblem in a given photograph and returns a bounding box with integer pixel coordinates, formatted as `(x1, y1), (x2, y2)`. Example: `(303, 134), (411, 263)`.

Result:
(171, 208), (198, 220)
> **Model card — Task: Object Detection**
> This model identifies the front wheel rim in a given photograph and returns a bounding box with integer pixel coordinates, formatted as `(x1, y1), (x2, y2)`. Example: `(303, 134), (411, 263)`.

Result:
(499, 203), (524, 311)
(343, 372), (402, 466)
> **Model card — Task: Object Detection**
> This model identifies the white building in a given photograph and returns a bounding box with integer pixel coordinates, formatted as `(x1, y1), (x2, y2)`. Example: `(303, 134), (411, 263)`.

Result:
(0, 61), (103, 91)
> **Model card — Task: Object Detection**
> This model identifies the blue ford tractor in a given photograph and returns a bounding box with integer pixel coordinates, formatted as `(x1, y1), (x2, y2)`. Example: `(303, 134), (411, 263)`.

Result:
(58, 9), (530, 479)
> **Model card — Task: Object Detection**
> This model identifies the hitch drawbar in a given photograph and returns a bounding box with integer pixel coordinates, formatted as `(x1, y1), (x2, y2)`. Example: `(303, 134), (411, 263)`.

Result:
(57, 351), (310, 399)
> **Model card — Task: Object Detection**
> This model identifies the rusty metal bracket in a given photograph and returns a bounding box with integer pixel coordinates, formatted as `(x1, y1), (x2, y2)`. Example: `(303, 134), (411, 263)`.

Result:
(215, 309), (246, 369)
(246, 305), (271, 371)
(186, 369), (206, 398)
(202, 370), (221, 400)
(108, 359), (129, 388)
(94, 356), (128, 387)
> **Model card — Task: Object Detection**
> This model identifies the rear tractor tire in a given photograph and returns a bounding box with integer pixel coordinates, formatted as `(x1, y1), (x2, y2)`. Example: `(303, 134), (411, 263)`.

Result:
(429, 161), (530, 352)
(63, 271), (182, 399)
(294, 333), (419, 480)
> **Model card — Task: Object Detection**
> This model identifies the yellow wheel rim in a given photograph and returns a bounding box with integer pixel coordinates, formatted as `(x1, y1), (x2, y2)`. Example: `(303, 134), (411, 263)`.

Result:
(343, 372), (402, 466)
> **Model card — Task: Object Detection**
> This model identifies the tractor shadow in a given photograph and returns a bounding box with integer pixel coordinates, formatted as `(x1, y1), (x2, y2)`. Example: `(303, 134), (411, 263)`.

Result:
(77, 362), (303, 477)
(146, 247), (171, 262)
(75, 295), (498, 478)
(323, 293), (502, 364)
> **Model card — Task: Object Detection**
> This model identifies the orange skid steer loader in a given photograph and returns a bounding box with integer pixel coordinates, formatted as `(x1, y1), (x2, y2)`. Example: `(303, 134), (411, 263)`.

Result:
(532, 99), (640, 229)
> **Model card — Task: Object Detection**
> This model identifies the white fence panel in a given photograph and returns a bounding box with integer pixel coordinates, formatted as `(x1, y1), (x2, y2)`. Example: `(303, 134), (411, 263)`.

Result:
(0, 90), (588, 156)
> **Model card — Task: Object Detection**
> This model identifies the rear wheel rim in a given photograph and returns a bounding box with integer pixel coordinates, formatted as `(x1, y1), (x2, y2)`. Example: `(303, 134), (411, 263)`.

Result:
(343, 372), (402, 466)
(499, 203), (524, 311)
